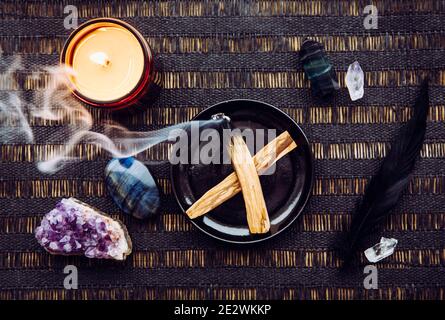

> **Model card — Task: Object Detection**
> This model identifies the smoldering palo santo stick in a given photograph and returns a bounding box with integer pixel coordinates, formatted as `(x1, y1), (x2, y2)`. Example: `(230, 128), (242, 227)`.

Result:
(186, 131), (297, 219)
(230, 134), (270, 234)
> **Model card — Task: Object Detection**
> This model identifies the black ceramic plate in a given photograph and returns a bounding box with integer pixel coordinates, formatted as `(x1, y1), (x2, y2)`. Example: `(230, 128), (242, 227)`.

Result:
(171, 100), (314, 243)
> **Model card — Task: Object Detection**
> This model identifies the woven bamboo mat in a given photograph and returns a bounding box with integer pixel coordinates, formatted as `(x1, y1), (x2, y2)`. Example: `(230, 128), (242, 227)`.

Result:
(0, 0), (444, 300)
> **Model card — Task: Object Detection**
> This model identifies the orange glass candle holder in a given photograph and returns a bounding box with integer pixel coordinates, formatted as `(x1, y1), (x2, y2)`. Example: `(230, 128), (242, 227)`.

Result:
(61, 18), (155, 110)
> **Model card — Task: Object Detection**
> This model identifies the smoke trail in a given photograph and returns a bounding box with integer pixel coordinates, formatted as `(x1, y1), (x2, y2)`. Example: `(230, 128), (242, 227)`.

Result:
(0, 53), (225, 174)
(0, 61), (224, 174)
(28, 66), (215, 173)
(0, 51), (34, 144)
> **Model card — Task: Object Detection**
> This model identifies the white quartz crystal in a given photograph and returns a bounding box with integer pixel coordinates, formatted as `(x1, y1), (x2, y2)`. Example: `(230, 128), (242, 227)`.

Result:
(364, 237), (398, 263)
(345, 61), (364, 101)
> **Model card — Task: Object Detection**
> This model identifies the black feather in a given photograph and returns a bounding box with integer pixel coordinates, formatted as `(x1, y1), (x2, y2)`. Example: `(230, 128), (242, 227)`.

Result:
(340, 79), (430, 264)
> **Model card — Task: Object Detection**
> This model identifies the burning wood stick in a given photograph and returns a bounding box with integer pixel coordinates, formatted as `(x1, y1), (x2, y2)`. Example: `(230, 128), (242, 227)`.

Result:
(186, 131), (297, 219)
(230, 134), (270, 233)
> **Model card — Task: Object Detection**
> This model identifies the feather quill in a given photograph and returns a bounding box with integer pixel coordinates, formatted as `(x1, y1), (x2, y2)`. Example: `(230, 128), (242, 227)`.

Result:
(340, 79), (430, 264)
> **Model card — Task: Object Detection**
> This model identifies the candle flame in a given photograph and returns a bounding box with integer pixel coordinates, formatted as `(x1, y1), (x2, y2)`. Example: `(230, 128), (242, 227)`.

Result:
(89, 52), (111, 67)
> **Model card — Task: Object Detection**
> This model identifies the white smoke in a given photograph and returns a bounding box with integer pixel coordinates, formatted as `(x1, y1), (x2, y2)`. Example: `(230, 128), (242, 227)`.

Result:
(0, 52), (34, 144)
(0, 51), (204, 174)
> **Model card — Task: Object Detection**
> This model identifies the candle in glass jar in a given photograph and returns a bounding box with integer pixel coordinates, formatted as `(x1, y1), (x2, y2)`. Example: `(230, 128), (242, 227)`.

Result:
(61, 18), (154, 109)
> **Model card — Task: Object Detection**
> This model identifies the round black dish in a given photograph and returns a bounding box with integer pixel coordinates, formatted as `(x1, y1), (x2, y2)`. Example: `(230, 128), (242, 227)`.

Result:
(171, 100), (314, 244)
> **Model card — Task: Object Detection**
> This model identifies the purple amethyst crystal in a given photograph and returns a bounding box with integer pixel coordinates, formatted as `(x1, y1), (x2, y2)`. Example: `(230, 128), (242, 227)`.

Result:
(35, 198), (132, 260)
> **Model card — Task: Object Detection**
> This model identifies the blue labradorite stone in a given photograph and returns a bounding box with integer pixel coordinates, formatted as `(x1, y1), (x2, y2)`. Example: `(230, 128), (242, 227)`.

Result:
(105, 157), (160, 219)
(299, 39), (339, 98)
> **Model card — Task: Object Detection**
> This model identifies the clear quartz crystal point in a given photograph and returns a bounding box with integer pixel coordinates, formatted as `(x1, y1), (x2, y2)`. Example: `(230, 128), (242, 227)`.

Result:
(364, 237), (398, 263)
(345, 61), (364, 101)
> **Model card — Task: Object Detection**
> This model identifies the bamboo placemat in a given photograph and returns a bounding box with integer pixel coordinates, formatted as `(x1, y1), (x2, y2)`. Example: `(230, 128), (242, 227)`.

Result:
(0, 0), (444, 300)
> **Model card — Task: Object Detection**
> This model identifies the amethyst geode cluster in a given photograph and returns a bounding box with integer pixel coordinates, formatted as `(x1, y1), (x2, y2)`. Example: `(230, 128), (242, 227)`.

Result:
(35, 198), (132, 260)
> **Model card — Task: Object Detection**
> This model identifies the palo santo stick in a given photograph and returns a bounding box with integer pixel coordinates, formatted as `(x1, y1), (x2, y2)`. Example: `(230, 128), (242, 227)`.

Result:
(186, 131), (297, 219)
(230, 134), (270, 233)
